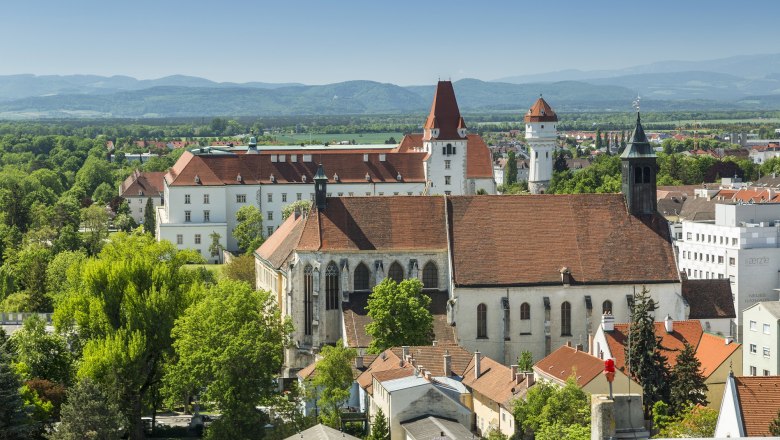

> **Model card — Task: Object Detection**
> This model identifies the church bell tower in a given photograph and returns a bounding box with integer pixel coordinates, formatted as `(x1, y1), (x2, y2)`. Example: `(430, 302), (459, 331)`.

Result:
(621, 112), (657, 215)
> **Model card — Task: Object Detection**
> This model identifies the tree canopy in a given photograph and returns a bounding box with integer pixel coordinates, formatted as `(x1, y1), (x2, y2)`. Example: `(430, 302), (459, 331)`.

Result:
(233, 205), (264, 253)
(310, 341), (356, 428)
(365, 278), (433, 354)
(512, 377), (589, 440)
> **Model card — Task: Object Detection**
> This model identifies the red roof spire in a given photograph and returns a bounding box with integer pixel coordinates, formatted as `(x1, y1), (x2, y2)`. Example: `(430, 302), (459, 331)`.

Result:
(524, 96), (558, 123)
(423, 81), (467, 140)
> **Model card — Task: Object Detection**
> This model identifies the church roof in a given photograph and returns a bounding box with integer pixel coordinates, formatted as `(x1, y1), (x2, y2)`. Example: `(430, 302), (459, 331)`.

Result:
(620, 113), (656, 159)
(524, 97), (558, 123)
(423, 81), (467, 141)
(448, 194), (679, 287)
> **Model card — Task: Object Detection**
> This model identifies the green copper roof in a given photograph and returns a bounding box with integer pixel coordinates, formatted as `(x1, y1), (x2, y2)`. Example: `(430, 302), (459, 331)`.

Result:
(620, 113), (656, 159)
(313, 163), (327, 181)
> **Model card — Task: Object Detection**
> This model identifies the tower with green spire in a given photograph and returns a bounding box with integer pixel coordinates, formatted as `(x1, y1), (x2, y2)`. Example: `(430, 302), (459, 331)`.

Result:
(620, 112), (657, 215)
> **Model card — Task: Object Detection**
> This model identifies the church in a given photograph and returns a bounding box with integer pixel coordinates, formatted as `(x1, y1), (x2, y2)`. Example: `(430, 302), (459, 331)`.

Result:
(155, 81), (495, 257)
(255, 92), (688, 376)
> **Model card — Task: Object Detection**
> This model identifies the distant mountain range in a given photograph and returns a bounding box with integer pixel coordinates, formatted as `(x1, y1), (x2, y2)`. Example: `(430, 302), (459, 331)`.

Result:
(1, 53), (780, 118)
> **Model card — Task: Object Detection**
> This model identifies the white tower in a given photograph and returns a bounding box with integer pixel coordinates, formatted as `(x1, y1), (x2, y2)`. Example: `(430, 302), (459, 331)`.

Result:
(524, 96), (558, 194)
(423, 81), (469, 195)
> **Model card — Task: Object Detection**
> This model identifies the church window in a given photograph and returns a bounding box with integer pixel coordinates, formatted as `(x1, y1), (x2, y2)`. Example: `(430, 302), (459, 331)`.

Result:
(422, 262), (438, 288)
(388, 261), (403, 283)
(354, 263), (369, 291)
(643, 166), (652, 183)
(304, 265), (313, 336)
(477, 303), (488, 339)
(634, 166), (643, 183)
(520, 302), (530, 320)
(325, 262), (339, 310)
(561, 301), (572, 336)
(602, 300), (612, 315)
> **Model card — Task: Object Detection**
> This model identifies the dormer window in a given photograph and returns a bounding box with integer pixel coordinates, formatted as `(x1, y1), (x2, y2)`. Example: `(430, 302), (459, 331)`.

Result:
(194, 175), (200, 184)
(365, 173), (371, 182)
(396, 173), (402, 181)
(236, 174), (242, 182)
(333, 173), (339, 182)
(363, 154), (369, 162)
(302, 175), (307, 183)
(270, 174), (275, 183)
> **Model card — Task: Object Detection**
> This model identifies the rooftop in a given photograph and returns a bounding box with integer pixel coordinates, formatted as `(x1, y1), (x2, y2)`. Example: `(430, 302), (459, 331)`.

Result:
(733, 375), (780, 436)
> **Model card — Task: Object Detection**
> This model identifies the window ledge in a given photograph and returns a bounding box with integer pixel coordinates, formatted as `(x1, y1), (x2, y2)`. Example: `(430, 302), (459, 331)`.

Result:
(519, 332), (532, 336)
(476, 337), (488, 340)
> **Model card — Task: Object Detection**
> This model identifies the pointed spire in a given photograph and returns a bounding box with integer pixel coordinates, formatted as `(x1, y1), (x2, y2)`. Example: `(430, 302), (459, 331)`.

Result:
(423, 81), (467, 140)
(524, 97), (558, 122)
(620, 112), (655, 158)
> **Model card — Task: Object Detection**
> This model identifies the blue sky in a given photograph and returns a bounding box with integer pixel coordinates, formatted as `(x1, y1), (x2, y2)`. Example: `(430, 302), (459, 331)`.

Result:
(2, 0), (778, 85)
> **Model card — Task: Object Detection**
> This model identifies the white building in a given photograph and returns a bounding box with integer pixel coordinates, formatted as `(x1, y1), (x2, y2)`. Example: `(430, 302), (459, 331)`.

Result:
(156, 81), (495, 256)
(677, 203), (780, 335)
(118, 170), (165, 225)
(742, 301), (780, 376)
(255, 111), (689, 374)
(525, 97), (557, 194)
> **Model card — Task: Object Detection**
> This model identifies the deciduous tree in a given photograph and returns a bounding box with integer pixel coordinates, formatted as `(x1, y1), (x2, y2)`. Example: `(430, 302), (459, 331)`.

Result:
(233, 205), (264, 253)
(365, 279), (433, 354)
(282, 200), (312, 220)
(222, 253), (256, 285)
(311, 341), (356, 428)
(9, 316), (73, 386)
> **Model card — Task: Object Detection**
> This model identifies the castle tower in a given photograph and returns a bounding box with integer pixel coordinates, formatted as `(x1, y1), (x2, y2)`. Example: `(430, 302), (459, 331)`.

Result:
(423, 81), (469, 195)
(524, 96), (558, 194)
(620, 112), (657, 215)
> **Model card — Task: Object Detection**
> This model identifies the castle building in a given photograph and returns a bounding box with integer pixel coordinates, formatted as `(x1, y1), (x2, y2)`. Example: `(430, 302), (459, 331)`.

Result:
(155, 81), (495, 257)
(525, 97), (558, 194)
(256, 112), (689, 376)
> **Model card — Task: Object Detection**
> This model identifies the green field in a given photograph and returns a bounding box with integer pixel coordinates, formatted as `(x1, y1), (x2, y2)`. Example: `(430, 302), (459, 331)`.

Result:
(273, 132), (403, 145)
(644, 118), (780, 127)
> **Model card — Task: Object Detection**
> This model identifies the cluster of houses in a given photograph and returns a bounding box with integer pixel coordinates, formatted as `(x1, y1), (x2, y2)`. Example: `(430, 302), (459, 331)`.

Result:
(115, 80), (780, 437)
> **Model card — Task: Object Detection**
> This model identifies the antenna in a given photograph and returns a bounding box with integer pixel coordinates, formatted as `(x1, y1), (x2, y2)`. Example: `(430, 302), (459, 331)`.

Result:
(632, 96), (641, 113)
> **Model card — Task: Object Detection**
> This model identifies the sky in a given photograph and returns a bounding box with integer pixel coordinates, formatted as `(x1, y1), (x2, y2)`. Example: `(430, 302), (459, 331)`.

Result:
(2, 0), (779, 86)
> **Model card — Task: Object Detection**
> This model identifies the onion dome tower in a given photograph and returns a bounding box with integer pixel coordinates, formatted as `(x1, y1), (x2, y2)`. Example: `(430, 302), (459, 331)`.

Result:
(524, 96), (558, 194)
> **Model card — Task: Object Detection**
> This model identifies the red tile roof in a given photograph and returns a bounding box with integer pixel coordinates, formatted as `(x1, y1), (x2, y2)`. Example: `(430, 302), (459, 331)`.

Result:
(524, 97), (558, 123)
(733, 376), (780, 436)
(254, 212), (307, 269)
(696, 332), (740, 377)
(297, 197), (448, 251)
(462, 354), (525, 407)
(119, 170), (165, 197)
(534, 345), (606, 388)
(393, 133), (493, 179)
(423, 81), (467, 141)
(448, 194), (679, 286)
(165, 150), (427, 186)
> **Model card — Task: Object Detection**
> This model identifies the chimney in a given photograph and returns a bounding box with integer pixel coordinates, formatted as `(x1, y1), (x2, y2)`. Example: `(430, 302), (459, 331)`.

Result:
(725, 336), (733, 345)
(566, 340), (572, 348)
(575, 343), (583, 352)
(511, 364), (518, 381)
(402, 346), (409, 360)
(602, 312), (615, 332)
(443, 352), (452, 377)
(515, 372), (523, 385)
(474, 351), (481, 379)
(588, 333), (594, 355)
(424, 370), (431, 380)
(525, 372), (535, 387)
(355, 356), (363, 369)
(293, 207), (301, 220)
(560, 267), (572, 285)
(432, 340), (438, 346)
(664, 315), (674, 333)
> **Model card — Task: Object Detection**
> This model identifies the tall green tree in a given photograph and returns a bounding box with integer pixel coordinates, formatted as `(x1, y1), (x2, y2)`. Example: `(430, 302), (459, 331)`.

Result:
(54, 232), (201, 440)
(311, 341), (356, 428)
(80, 205), (108, 256)
(222, 253), (256, 285)
(0, 351), (34, 439)
(233, 205), (264, 253)
(165, 279), (292, 440)
(282, 200), (312, 220)
(365, 278), (433, 354)
(368, 408), (389, 440)
(594, 128), (602, 150)
(9, 316), (73, 386)
(208, 231), (222, 263)
(504, 151), (518, 186)
(512, 377), (589, 440)
(51, 378), (124, 440)
(669, 342), (707, 414)
(625, 287), (671, 420)
(142, 197), (155, 235)
(518, 350), (533, 372)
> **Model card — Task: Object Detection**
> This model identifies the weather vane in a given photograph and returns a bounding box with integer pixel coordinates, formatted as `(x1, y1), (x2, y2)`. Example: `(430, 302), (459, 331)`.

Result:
(632, 96), (641, 113)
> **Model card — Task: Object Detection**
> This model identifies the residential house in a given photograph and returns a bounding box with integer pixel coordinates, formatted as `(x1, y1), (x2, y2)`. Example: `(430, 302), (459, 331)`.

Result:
(593, 317), (742, 409)
(742, 301), (780, 376)
(715, 374), (780, 437)
(283, 424), (362, 440)
(534, 343), (641, 398)
(401, 416), (474, 440)
(681, 278), (737, 337)
(118, 170), (166, 225)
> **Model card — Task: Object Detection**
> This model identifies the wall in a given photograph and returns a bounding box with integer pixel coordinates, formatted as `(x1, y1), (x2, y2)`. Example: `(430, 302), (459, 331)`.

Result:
(387, 385), (471, 440)
(425, 138), (468, 195)
(707, 346), (742, 410)
(453, 282), (684, 364)
(742, 304), (779, 375)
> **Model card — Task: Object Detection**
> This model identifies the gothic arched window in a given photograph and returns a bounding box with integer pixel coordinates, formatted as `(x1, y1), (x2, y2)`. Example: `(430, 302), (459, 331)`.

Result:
(520, 302), (531, 320)
(634, 166), (643, 183)
(643, 166), (652, 183)
(561, 301), (572, 336)
(477, 303), (488, 339)
(422, 261), (438, 288)
(602, 300), (613, 315)
(325, 262), (339, 310)
(304, 265), (313, 336)
(354, 262), (369, 291)
(388, 261), (403, 283)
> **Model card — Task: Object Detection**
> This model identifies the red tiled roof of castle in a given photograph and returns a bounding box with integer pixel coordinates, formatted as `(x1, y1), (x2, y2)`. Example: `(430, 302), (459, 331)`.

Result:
(393, 133), (494, 179)
(119, 170), (165, 197)
(423, 81), (467, 141)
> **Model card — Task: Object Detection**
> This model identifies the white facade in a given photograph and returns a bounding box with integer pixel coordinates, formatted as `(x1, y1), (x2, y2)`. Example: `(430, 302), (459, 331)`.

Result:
(677, 203), (780, 332)
(714, 373), (745, 438)
(525, 120), (557, 194)
(451, 283), (687, 365)
(124, 194), (163, 225)
(424, 136), (468, 196)
(742, 302), (780, 376)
